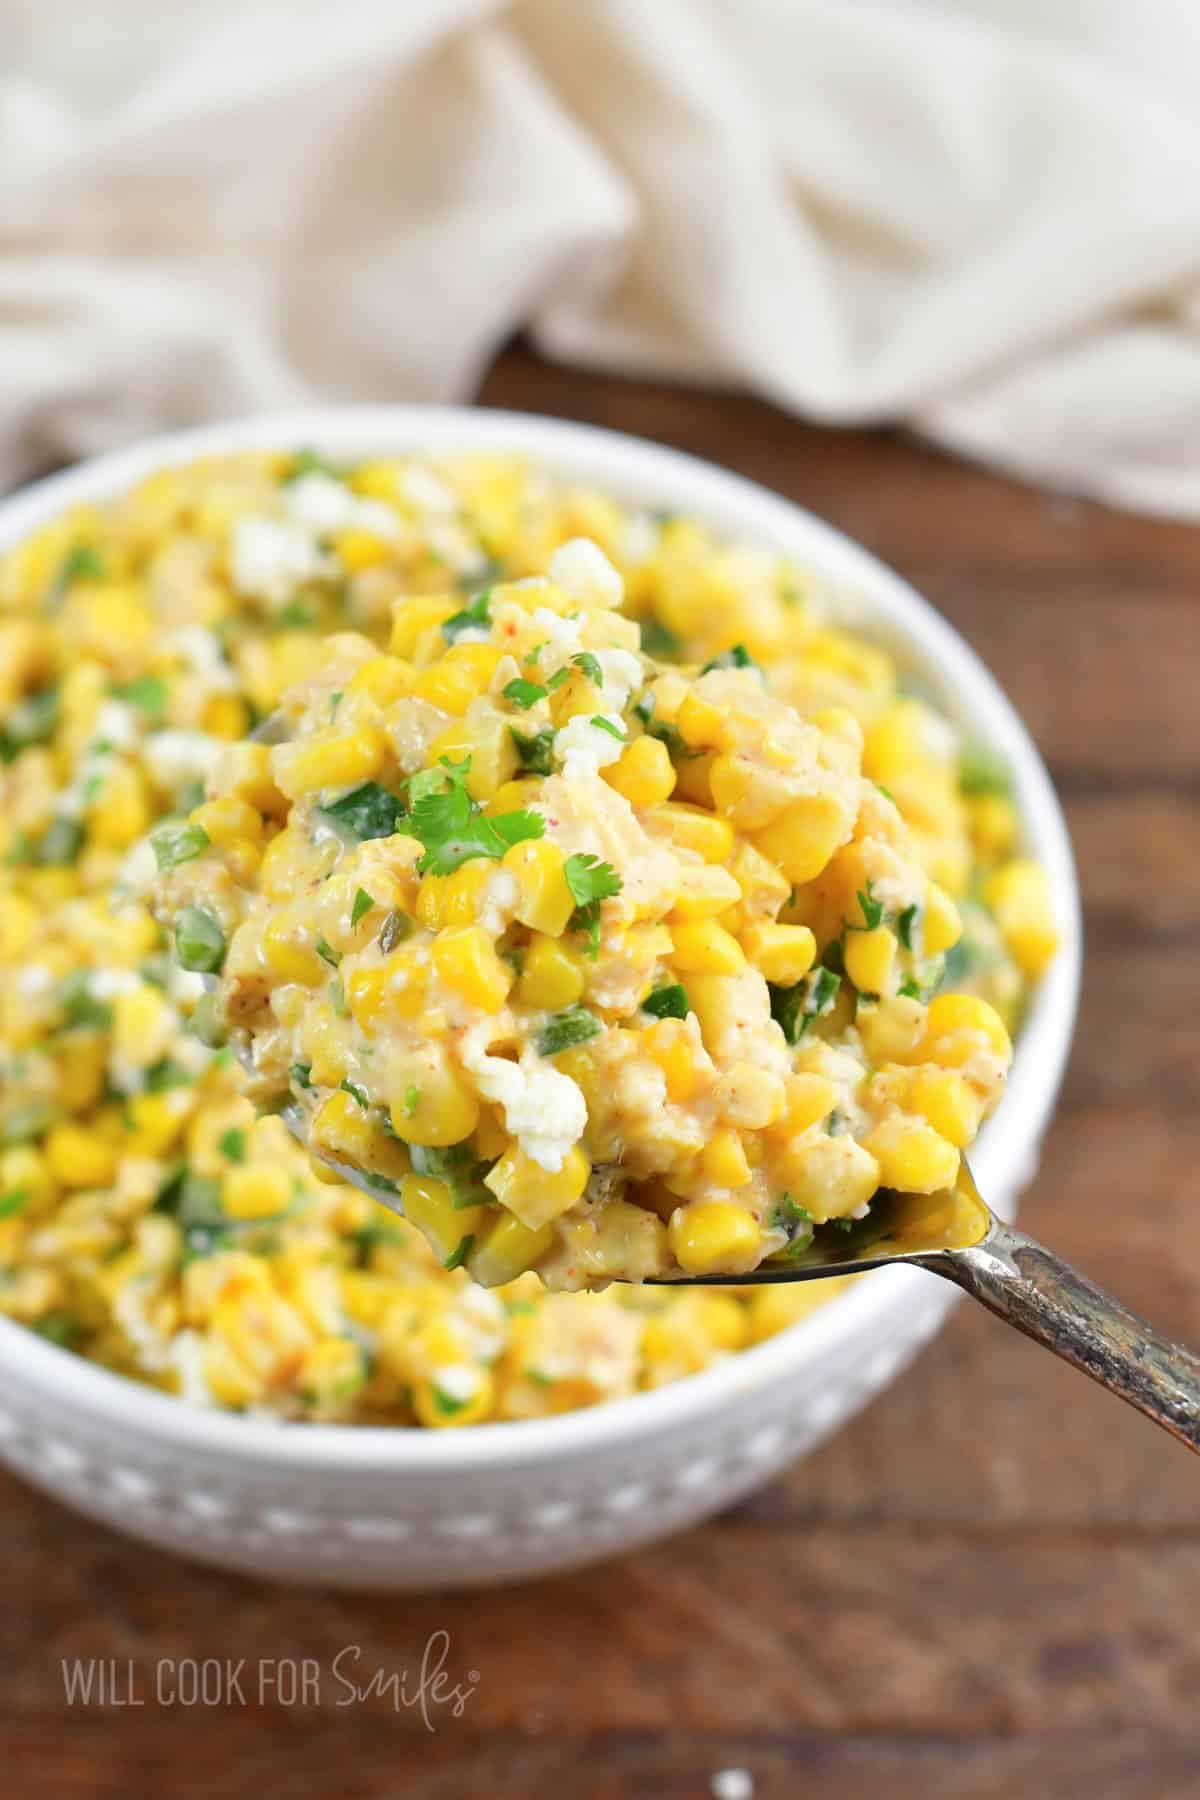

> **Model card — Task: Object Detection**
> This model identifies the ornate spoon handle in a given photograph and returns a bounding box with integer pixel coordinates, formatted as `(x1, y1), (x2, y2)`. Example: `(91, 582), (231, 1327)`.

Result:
(933, 1219), (1200, 1451)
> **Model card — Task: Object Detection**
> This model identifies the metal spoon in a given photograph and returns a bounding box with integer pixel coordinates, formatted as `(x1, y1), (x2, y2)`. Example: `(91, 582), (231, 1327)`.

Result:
(269, 1087), (1200, 1450)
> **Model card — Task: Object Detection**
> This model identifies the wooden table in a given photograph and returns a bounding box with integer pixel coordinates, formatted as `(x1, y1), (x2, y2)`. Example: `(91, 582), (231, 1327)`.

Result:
(7, 349), (1199, 1799)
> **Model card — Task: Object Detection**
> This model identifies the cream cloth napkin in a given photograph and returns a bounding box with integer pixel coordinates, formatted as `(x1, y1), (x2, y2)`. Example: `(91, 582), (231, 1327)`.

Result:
(4, 0), (1200, 515)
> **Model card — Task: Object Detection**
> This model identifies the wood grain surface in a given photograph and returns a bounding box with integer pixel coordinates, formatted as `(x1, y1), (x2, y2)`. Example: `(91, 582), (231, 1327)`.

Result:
(6, 347), (1199, 1800)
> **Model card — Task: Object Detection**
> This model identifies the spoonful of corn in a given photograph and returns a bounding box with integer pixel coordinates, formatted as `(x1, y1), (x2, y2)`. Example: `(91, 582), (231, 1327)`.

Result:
(145, 555), (1200, 1451)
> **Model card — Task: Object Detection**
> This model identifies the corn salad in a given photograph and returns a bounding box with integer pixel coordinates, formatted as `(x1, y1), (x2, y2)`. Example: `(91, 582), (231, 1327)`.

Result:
(0, 448), (1055, 1413)
(151, 465), (1056, 1292)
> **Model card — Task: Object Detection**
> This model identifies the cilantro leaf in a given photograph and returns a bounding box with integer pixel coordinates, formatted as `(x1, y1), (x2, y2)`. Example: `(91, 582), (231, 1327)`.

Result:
(571, 651), (603, 686)
(564, 853), (622, 957)
(503, 678), (548, 710)
(897, 903), (920, 951)
(318, 782), (405, 842)
(350, 888), (376, 930)
(642, 983), (690, 1020)
(854, 881), (885, 931)
(959, 743), (1011, 797)
(511, 725), (554, 775)
(315, 936), (342, 969)
(58, 544), (106, 587)
(700, 643), (760, 676)
(441, 591), (491, 643)
(403, 755), (543, 875)
(218, 1127), (246, 1164)
(639, 617), (680, 660)
(769, 966), (842, 1044)
(537, 1006), (602, 1057)
(589, 715), (625, 740)
(111, 674), (168, 723)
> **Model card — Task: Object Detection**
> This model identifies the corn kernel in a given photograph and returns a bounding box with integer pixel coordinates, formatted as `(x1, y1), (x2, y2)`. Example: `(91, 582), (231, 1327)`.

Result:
(669, 1200), (761, 1275)
(767, 1072), (838, 1139)
(604, 734), (676, 808)
(669, 919), (745, 975)
(262, 908), (327, 986)
(222, 1163), (293, 1220)
(387, 1046), (480, 1147)
(347, 655), (414, 706)
(272, 728), (386, 799)
(311, 1089), (412, 1181)
(925, 992), (1012, 1059)
(485, 1143), (589, 1231)
(192, 796), (262, 847)
(413, 1368), (495, 1428)
(752, 791), (853, 884)
(906, 1068), (984, 1150)
(388, 594), (455, 659)
(202, 693), (250, 740)
(646, 801), (734, 863)
(0, 895), (37, 960)
(742, 921), (817, 986)
(333, 527), (393, 572)
(670, 864), (742, 920)
(433, 925), (513, 1012)
(399, 1173), (484, 1265)
(517, 936), (586, 1009)
(470, 1212), (555, 1286)
(713, 1063), (787, 1130)
(983, 859), (1059, 980)
(44, 1124), (118, 1190)
(923, 882), (962, 956)
(844, 925), (897, 996)
(698, 1128), (753, 1188)
(412, 643), (503, 715)
(865, 1117), (959, 1194)
(504, 839), (574, 936)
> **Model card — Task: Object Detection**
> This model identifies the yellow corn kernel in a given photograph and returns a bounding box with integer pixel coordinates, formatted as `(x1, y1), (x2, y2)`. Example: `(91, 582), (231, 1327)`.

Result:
(413, 1368), (495, 1429)
(388, 594), (456, 659)
(669, 919), (745, 975)
(747, 1281), (846, 1343)
(346, 948), (428, 1031)
(767, 1072), (839, 1140)
(296, 1337), (367, 1414)
(517, 936), (586, 1010)
(485, 779), (538, 816)
(272, 727), (386, 799)
(698, 1129), (753, 1189)
(124, 1091), (191, 1159)
(857, 996), (926, 1066)
(675, 688), (728, 751)
(646, 801), (734, 864)
(310, 1089), (412, 1182)
(713, 1063), (787, 1130)
(417, 860), (493, 931)
(472, 1105), (510, 1162)
(485, 1143), (589, 1232)
(642, 1018), (699, 1102)
(350, 459), (403, 502)
(604, 734), (676, 808)
(112, 985), (173, 1069)
(923, 882), (962, 956)
(398, 1173), (484, 1266)
(925, 992), (1012, 1059)
(751, 791), (853, 884)
(906, 1068), (984, 1150)
(89, 762), (152, 849)
(211, 742), (287, 817)
(333, 527), (393, 572)
(0, 1145), (52, 1213)
(387, 1046), (480, 1148)
(742, 921), (817, 986)
(471, 1212), (556, 1286)
(202, 693), (250, 740)
(433, 925), (513, 1013)
(969, 792), (1017, 862)
(348, 655), (415, 706)
(865, 1117), (960, 1195)
(844, 925), (897, 996)
(412, 643), (504, 715)
(192, 796), (263, 847)
(44, 1124), (118, 1190)
(669, 863), (742, 920)
(0, 894), (37, 960)
(669, 1200), (761, 1275)
(222, 1163), (293, 1221)
(429, 718), (518, 802)
(201, 1340), (262, 1409)
(262, 908), (327, 986)
(504, 839), (575, 936)
(983, 859), (1059, 980)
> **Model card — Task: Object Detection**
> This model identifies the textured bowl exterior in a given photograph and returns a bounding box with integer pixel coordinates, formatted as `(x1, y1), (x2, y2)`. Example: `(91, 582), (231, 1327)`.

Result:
(0, 410), (1081, 1588)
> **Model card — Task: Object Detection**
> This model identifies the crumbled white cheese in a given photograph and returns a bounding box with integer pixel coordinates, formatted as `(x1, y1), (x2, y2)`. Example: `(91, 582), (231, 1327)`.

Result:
(448, 626), (491, 645)
(167, 1330), (216, 1409)
(162, 624), (238, 691)
(480, 869), (518, 939)
(595, 648), (644, 713)
(283, 472), (400, 542)
(142, 730), (223, 793)
(530, 606), (584, 668)
(167, 966), (207, 1004)
(461, 1033), (587, 1173)
(112, 1279), (171, 1371)
(555, 713), (626, 780)
(430, 1365), (483, 1404)
(15, 965), (51, 996)
(400, 466), (458, 515)
(118, 837), (158, 896)
(92, 700), (140, 751)
(230, 515), (330, 603)
(88, 968), (144, 999)
(549, 537), (624, 609)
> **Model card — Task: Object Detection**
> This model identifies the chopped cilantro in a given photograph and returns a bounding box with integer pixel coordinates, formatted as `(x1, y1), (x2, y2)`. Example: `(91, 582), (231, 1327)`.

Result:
(58, 544), (106, 586)
(409, 1143), (492, 1209)
(284, 448), (340, 483)
(826, 1111), (848, 1137)
(959, 743), (1011, 797)
(639, 617), (680, 659)
(0, 1189), (28, 1220)
(340, 1079), (368, 1108)
(218, 1128), (246, 1164)
(589, 715), (625, 740)
(769, 965), (842, 1044)
(290, 1063), (313, 1089)
(503, 678), (547, 710)
(315, 935), (342, 968)
(144, 1058), (193, 1092)
(642, 983), (690, 1020)
(537, 1006), (602, 1057)
(57, 971), (112, 1031)
(152, 821), (209, 872)
(442, 1236), (474, 1273)
(37, 816), (84, 866)
(0, 684), (59, 761)
(175, 906), (226, 974)
(441, 590), (492, 643)
(897, 904), (920, 951)
(111, 674), (168, 722)
(564, 853), (622, 957)
(571, 651), (604, 687)
(319, 781), (405, 841)
(33, 1310), (81, 1348)
(511, 725), (555, 775)
(350, 887), (376, 930)
(700, 643), (760, 676)
(402, 755), (542, 874)
(278, 596), (318, 630)
(898, 978), (924, 1000)
(1, 1102), (57, 1146)
(854, 881), (884, 931)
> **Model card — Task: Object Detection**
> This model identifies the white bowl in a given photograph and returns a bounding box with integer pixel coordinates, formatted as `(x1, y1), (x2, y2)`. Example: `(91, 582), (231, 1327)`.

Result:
(0, 408), (1081, 1588)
